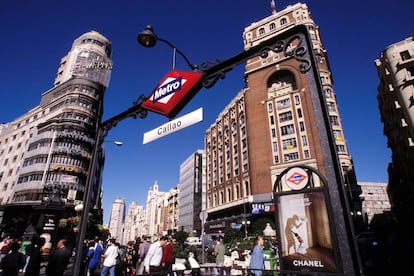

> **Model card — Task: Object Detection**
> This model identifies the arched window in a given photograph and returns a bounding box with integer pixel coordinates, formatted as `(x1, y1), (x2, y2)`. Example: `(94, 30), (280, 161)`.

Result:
(280, 18), (287, 25)
(269, 22), (276, 30)
(259, 27), (265, 36)
(267, 70), (297, 92)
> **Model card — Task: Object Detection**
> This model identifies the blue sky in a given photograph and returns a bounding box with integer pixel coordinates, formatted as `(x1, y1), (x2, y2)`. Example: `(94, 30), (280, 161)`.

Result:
(1, 1), (413, 225)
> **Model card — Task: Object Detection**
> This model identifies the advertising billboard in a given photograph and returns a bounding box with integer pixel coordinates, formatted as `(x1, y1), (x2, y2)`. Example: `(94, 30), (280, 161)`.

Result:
(276, 190), (337, 273)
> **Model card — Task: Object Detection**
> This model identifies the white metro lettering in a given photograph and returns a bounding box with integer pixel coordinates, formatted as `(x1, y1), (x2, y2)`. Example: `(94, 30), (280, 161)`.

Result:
(153, 77), (182, 101)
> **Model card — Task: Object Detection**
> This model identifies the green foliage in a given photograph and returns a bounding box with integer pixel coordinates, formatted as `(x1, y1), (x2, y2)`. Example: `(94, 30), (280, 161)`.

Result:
(173, 244), (199, 259)
(223, 227), (243, 244)
(205, 247), (216, 263)
(173, 230), (189, 246)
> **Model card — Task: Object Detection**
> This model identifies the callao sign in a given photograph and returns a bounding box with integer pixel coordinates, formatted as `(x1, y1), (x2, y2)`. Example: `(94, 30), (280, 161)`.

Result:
(142, 70), (204, 118)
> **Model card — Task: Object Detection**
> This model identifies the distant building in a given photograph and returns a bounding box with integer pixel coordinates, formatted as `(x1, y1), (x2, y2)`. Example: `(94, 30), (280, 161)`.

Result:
(166, 186), (179, 235)
(108, 197), (125, 242)
(358, 181), (391, 224)
(177, 150), (205, 234)
(375, 33), (414, 230)
(122, 201), (144, 244)
(144, 181), (168, 237)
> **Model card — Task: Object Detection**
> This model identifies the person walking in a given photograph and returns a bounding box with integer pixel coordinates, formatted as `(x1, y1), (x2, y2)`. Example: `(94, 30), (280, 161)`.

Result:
(45, 239), (72, 276)
(100, 239), (119, 276)
(24, 236), (46, 276)
(249, 235), (265, 276)
(0, 241), (25, 276)
(213, 237), (226, 276)
(161, 236), (174, 276)
(88, 236), (104, 276)
(123, 240), (137, 276)
(21, 238), (33, 273)
(136, 236), (151, 275)
(143, 237), (167, 275)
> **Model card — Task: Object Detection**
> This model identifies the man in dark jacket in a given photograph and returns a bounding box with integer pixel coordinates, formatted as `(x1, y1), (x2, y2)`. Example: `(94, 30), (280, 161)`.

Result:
(0, 241), (25, 276)
(45, 239), (72, 276)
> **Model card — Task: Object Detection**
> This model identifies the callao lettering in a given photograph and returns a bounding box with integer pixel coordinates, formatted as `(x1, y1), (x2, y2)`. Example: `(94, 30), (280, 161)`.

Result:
(157, 120), (182, 135)
(153, 77), (182, 101)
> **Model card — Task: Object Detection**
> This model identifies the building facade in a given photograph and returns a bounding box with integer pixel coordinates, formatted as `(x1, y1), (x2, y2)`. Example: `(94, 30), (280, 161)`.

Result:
(177, 150), (205, 234)
(108, 197), (125, 242)
(358, 181), (391, 224)
(122, 201), (144, 244)
(166, 186), (179, 235)
(205, 3), (363, 273)
(144, 181), (168, 237)
(375, 33), (414, 230)
(205, 1), (360, 232)
(0, 30), (112, 240)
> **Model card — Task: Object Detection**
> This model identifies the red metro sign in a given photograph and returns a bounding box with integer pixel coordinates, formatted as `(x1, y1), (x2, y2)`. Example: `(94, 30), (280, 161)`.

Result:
(142, 70), (204, 118)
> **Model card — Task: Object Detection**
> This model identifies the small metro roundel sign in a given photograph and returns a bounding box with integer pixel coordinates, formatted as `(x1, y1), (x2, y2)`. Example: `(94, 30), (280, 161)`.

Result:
(285, 167), (309, 190)
(142, 70), (204, 118)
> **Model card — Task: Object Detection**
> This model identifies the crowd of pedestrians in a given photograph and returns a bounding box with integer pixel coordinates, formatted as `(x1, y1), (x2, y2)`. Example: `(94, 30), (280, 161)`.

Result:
(0, 234), (176, 276)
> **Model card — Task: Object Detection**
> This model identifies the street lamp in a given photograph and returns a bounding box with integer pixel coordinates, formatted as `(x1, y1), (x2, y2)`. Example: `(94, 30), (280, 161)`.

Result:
(242, 220), (251, 238)
(137, 25), (197, 70)
(105, 140), (123, 146)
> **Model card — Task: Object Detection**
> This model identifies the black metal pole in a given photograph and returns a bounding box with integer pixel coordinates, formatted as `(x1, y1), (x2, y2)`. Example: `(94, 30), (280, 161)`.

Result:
(72, 127), (103, 276)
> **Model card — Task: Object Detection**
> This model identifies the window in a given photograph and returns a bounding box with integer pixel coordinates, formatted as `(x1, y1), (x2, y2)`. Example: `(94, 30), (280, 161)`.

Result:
(337, 144), (346, 153)
(277, 98), (290, 110)
(330, 116), (340, 126)
(327, 102), (336, 112)
(400, 50), (411, 61)
(333, 130), (343, 140)
(280, 18), (287, 25)
(281, 124), (295, 135)
(294, 95), (300, 105)
(272, 142), (278, 152)
(279, 111), (292, 122)
(301, 135), (308, 146)
(282, 138), (297, 149)
(259, 27), (265, 35)
(325, 89), (332, 98)
(284, 152), (299, 161)
(269, 23), (276, 30)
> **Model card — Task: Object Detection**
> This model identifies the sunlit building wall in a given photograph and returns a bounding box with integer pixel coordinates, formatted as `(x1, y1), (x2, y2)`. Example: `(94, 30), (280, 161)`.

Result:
(0, 31), (113, 235)
(205, 2), (361, 231)
(108, 197), (125, 243)
(375, 33), (414, 230)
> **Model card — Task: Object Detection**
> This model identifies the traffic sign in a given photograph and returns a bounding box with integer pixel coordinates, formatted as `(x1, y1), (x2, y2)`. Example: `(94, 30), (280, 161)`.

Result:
(199, 210), (208, 224)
